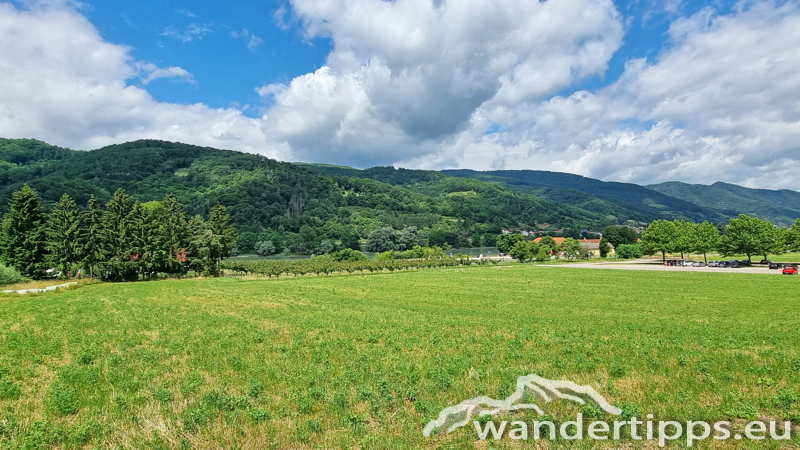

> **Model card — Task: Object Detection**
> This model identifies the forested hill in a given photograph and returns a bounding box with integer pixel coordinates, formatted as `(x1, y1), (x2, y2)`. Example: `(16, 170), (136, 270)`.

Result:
(440, 169), (726, 224)
(0, 138), (612, 253)
(646, 181), (800, 227)
(3, 138), (794, 254)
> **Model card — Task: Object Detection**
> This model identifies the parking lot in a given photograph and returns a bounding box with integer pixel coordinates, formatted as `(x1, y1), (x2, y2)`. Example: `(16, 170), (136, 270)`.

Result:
(542, 259), (791, 274)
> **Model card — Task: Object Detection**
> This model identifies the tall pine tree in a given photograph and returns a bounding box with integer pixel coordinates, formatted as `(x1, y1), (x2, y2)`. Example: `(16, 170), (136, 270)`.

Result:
(0, 185), (49, 279)
(161, 195), (189, 257)
(79, 196), (105, 278)
(46, 193), (81, 278)
(104, 189), (133, 258)
(127, 202), (156, 278)
(190, 204), (238, 276)
(158, 194), (189, 273)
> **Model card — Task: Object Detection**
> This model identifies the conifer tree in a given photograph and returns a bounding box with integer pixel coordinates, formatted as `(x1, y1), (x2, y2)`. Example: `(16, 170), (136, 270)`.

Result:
(79, 196), (105, 278)
(0, 185), (48, 279)
(104, 189), (133, 257)
(46, 193), (81, 278)
(127, 202), (154, 277)
(160, 194), (189, 272)
(190, 204), (238, 275)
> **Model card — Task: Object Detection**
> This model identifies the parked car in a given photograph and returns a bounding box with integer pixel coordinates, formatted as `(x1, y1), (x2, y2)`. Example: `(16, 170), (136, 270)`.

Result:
(691, 261), (705, 267)
(769, 262), (784, 270)
(760, 259), (770, 265)
(739, 260), (752, 267)
(783, 264), (798, 275)
(679, 260), (692, 267)
(665, 259), (679, 266)
(718, 261), (730, 268)
(727, 260), (741, 268)
(707, 261), (720, 267)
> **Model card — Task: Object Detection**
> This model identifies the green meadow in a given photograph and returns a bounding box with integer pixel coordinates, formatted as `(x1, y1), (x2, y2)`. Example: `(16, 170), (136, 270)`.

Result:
(0, 266), (799, 449)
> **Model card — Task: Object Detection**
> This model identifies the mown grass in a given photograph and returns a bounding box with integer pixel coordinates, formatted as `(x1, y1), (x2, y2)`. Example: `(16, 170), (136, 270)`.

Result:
(0, 266), (798, 449)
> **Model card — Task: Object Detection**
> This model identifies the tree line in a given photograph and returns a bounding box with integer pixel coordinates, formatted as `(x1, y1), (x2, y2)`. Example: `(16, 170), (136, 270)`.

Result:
(641, 215), (800, 263)
(495, 234), (597, 263)
(0, 185), (238, 282)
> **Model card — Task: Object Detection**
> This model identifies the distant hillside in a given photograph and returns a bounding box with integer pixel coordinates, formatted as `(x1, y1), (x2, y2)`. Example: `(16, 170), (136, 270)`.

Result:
(299, 165), (610, 230)
(441, 169), (726, 224)
(646, 181), (800, 227)
(3, 137), (796, 256)
(0, 139), (612, 253)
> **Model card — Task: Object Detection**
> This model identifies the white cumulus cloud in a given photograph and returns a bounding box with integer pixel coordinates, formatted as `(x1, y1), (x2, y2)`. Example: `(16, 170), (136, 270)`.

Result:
(466, 1), (800, 189)
(0, 2), (275, 156)
(2, 0), (800, 189)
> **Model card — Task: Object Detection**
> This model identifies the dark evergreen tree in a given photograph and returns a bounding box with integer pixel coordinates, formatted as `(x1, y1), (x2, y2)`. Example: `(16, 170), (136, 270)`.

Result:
(100, 189), (138, 281)
(189, 205), (238, 276)
(46, 193), (81, 278)
(0, 185), (49, 279)
(104, 189), (134, 258)
(126, 202), (155, 278)
(160, 194), (189, 269)
(79, 196), (105, 278)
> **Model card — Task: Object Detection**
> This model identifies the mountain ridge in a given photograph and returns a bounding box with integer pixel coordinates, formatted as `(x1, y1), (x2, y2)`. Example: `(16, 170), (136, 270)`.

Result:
(2, 139), (798, 236)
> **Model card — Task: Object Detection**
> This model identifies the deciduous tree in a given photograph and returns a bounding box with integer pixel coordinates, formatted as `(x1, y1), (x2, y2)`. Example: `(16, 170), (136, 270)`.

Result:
(641, 220), (678, 263)
(602, 226), (639, 249)
(673, 220), (697, 259)
(693, 221), (721, 264)
(559, 238), (583, 261)
(789, 219), (800, 252)
(719, 215), (784, 262)
(599, 238), (612, 257)
(496, 233), (525, 254)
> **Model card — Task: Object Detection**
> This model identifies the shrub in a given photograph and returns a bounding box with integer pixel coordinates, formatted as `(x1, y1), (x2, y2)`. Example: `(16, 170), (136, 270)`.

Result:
(255, 241), (276, 256)
(329, 249), (368, 262)
(616, 244), (644, 259)
(0, 262), (25, 286)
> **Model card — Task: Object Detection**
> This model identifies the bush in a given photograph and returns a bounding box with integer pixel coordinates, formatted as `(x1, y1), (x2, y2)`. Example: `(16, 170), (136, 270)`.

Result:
(255, 241), (276, 256)
(314, 240), (335, 255)
(616, 244), (644, 259)
(0, 262), (25, 286)
(329, 249), (368, 262)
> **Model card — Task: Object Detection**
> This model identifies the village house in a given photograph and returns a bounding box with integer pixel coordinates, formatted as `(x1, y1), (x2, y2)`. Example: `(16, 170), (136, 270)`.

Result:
(533, 237), (610, 258)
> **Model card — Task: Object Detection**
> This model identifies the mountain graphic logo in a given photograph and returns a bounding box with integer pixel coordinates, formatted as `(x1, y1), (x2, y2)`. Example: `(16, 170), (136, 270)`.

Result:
(423, 374), (622, 437)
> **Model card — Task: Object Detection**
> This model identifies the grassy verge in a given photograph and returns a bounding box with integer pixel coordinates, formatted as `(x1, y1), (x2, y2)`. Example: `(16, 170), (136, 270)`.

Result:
(0, 266), (798, 448)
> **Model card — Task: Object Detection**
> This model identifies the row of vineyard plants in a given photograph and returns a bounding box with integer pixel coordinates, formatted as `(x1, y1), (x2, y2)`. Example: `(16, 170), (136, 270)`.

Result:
(220, 255), (499, 278)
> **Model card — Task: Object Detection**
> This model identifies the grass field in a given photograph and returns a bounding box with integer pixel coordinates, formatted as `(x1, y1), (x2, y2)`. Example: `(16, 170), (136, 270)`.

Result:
(1, 266), (799, 449)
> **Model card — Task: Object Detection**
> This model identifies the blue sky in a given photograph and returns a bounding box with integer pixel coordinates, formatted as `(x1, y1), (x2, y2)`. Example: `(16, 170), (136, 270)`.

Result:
(34, 0), (731, 115)
(69, 0), (331, 114)
(1, 0), (799, 188)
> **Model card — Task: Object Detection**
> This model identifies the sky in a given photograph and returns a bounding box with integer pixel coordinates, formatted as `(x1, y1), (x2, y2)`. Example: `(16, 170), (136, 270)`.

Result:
(1, 0), (799, 189)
